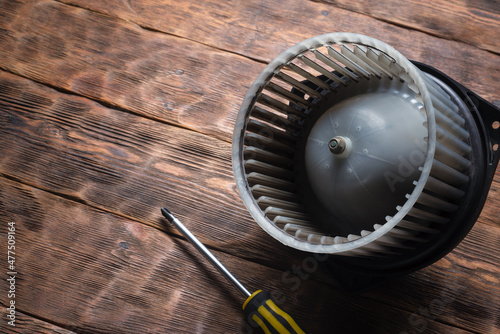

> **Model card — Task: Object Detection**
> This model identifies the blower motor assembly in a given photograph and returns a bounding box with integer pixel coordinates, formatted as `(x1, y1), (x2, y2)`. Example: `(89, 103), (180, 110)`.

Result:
(232, 33), (500, 290)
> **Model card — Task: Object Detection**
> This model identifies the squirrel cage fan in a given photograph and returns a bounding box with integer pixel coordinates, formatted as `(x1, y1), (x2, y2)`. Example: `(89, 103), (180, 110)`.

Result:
(232, 33), (500, 291)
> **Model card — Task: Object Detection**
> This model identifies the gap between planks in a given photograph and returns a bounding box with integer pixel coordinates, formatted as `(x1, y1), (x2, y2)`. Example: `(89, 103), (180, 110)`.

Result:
(310, 0), (500, 55)
(54, 0), (269, 66)
(0, 67), (217, 146)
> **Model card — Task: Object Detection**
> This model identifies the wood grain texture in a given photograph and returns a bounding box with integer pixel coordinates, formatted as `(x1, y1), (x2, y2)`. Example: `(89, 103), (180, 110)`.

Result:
(0, 0), (499, 333)
(0, 177), (479, 333)
(1, 69), (499, 333)
(0, 311), (78, 333)
(0, 177), (246, 333)
(0, 0), (262, 142)
(366, 223), (500, 333)
(481, 180), (500, 228)
(0, 0), (498, 146)
(55, 0), (500, 103)
(0, 70), (302, 269)
(312, 0), (500, 54)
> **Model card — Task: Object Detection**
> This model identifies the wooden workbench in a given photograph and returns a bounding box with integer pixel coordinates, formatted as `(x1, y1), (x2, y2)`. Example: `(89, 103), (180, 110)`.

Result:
(0, 0), (499, 333)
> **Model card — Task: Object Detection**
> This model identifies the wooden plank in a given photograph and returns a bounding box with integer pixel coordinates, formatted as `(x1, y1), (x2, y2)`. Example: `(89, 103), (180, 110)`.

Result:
(365, 222), (500, 333)
(0, 177), (246, 333)
(312, 0), (500, 54)
(0, 70), (303, 269)
(0, 176), (477, 333)
(54, 0), (500, 103)
(0, 0), (499, 145)
(480, 181), (500, 228)
(0, 0), (263, 142)
(0, 311), (78, 334)
(1, 68), (499, 333)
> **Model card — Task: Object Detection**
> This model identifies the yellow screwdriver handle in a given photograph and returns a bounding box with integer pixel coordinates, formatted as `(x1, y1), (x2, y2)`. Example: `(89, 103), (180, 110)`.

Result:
(242, 290), (306, 334)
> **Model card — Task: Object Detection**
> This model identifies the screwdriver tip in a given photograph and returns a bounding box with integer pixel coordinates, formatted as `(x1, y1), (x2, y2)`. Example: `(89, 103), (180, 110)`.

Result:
(161, 207), (174, 223)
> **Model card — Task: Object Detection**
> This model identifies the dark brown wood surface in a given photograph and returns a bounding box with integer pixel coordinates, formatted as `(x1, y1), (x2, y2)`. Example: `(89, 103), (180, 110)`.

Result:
(0, 0), (499, 333)
(313, 0), (500, 54)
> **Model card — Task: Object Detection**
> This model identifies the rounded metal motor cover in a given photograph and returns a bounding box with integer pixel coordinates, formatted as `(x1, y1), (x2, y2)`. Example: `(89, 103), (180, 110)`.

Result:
(304, 78), (427, 237)
(232, 33), (473, 257)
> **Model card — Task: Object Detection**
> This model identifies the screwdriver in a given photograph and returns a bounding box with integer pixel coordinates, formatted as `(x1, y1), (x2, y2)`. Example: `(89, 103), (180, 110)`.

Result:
(161, 207), (306, 334)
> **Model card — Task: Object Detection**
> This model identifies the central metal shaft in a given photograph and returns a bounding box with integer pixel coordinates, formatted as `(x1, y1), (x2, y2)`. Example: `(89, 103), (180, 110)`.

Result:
(329, 136), (348, 154)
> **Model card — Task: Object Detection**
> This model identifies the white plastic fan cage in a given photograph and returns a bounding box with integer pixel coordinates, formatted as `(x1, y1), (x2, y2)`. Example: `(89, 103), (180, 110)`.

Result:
(232, 33), (472, 257)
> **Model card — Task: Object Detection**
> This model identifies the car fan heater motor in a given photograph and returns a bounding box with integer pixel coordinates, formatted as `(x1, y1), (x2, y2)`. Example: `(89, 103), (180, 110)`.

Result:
(232, 33), (500, 291)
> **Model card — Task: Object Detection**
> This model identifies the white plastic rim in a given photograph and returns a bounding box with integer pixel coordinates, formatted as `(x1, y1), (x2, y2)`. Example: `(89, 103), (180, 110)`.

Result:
(232, 33), (436, 253)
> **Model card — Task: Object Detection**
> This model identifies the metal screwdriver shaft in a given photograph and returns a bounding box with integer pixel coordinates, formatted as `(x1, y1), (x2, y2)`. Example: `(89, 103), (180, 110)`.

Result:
(161, 207), (306, 334)
(161, 207), (251, 298)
